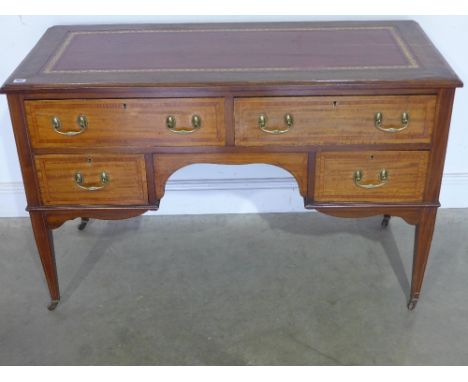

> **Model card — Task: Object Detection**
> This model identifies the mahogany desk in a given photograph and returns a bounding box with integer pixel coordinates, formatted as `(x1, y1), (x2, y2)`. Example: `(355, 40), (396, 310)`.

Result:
(1, 21), (462, 311)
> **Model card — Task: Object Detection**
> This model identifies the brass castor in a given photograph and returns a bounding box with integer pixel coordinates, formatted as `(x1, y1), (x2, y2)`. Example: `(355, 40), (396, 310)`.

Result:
(381, 215), (391, 228)
(78, 218), (90, 231)
(407, 297), (419, 311)
(47, 300), (59, 311)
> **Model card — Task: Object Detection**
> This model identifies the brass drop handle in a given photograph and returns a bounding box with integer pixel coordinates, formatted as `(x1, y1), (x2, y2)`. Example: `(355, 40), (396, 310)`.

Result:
(374, 112), (409, 132)
(258, 113), (293, 134)
(353, 169), (389, 189)
(166, 114), (202, 134)
(52, 115), (88, 136)
(74, 171), (110, 191)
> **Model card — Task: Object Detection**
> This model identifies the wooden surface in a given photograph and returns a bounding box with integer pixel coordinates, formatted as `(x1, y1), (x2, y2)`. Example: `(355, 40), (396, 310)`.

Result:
(35, 154), (148, 205)
(153, 152), (309, 200)
(234, 95), (435, 145)
(314, 151), (429, 202)
(1, 21), (462, 310)
(0, 21), (462, 91)
(26, 98), (225, 148)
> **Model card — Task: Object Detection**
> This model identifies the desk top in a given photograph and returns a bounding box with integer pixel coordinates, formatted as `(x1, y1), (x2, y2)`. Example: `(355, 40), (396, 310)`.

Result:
(2, 20), (462, 92)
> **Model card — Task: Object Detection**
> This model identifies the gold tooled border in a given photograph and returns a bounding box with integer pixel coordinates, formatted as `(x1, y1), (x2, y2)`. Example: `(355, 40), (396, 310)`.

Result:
(43, 26), (419, 74)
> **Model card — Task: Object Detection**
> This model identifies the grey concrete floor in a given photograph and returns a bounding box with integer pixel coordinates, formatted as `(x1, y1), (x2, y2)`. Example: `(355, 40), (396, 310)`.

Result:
(0, 209), (467, 365)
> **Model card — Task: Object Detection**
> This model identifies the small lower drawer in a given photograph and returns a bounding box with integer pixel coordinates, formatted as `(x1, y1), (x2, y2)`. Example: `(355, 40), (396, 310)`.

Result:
(34, 154), (148, 205)
(314, 151), (429, 202)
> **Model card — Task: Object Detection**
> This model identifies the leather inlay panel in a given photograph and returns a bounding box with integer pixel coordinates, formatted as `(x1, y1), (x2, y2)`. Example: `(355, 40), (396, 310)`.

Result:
(45, 26), (417, 73)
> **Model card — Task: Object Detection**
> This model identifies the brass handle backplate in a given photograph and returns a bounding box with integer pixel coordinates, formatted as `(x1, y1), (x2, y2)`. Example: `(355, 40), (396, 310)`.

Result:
(166, 115), (202, 134)
(74, 171), (110, 191)
(258, 113), (293, 134)
(52, 115), (88, 136)
(374, 112), (409, 132)
(353, 169), (389, 189)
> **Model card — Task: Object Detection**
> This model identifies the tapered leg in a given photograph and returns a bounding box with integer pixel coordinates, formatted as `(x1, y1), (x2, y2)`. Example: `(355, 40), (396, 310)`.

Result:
(30, 212), (60, 310)
(408, 208), (437, 310)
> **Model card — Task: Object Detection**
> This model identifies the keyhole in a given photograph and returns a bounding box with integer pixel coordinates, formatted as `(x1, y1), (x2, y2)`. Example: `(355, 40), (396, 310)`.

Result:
(370, 155), (374, 160)
(123, 103), (127, 109)
(332, 101), (338, 108)
(87, 157), (93, 164)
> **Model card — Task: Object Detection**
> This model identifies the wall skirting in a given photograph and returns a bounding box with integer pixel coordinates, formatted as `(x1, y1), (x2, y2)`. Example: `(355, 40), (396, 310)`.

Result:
(1, 173), (467, 217)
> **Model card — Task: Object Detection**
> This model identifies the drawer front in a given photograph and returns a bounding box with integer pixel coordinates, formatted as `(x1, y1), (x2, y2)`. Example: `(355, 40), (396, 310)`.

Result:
(26, 98), (225, 148)
(235, 95), (436, 146)
(35, 154), (148, 205)
(314, 151), (429, 202)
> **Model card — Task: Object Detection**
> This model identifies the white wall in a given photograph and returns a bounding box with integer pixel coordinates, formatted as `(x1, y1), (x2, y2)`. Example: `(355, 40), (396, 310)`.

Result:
(1, 15), (467, 217)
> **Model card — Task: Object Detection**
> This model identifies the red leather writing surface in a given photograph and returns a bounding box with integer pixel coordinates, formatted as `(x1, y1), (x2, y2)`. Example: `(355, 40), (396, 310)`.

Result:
(48, 27), (416, 73)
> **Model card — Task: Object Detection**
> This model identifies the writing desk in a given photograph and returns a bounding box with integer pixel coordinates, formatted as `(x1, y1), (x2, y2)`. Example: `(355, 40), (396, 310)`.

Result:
(1, 21), (462, 310)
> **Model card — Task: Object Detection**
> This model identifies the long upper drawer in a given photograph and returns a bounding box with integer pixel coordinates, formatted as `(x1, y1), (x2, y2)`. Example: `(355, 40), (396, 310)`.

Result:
(25, 98), (225, 148)
(234, 95), (436, 146)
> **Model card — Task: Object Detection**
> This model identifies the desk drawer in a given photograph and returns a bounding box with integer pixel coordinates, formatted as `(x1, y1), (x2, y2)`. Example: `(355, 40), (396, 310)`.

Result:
(25, 98), (225, 148)
(234, 95), (436, 146)
(314, 151), (429, 202)
(34, 154), (148, 205)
